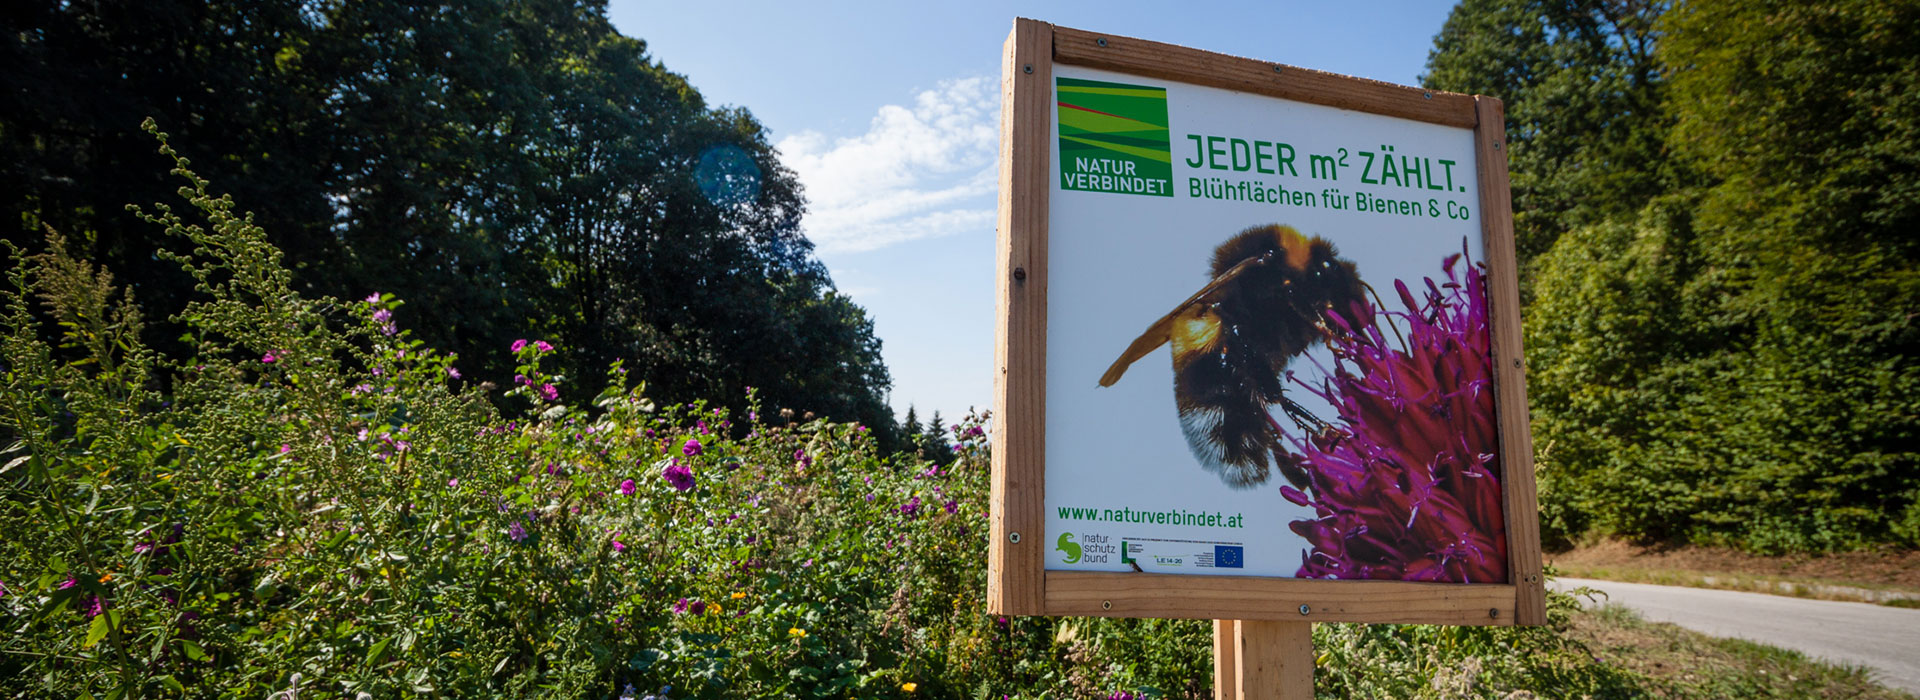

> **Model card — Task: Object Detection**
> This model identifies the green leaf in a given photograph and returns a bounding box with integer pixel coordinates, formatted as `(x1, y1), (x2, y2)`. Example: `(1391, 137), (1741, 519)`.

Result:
(159, 675), (185, 693)
(179, 638), (207, 661)
(83, 614), (109, 648)
(365, 636), (394, 667)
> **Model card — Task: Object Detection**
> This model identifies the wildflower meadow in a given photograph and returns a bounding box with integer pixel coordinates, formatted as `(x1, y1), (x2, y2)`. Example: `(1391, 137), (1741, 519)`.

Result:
(2, 125), (1655, 698)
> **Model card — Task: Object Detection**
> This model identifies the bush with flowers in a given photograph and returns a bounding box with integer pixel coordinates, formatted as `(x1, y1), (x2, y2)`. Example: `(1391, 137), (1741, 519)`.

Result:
(0, 125), (1680, 699)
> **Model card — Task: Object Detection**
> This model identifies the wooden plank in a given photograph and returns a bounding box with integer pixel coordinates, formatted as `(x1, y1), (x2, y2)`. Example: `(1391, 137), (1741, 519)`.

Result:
(1473, 95), (1546, 626)
(988, 17), (1052, 617)
(1046, 572), (1516, 625)
(1214, 620), (1237, 700)
(1051, 24), (1477, 128)
(1235, 621), (1313, 699)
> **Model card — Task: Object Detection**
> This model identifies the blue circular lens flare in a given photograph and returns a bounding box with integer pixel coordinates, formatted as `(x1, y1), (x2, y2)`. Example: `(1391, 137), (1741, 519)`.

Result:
(694, 144), (761, 208)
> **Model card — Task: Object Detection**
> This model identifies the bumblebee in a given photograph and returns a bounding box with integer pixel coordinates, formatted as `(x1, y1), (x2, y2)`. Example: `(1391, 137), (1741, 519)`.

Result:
(1099, 224), (1369, 490)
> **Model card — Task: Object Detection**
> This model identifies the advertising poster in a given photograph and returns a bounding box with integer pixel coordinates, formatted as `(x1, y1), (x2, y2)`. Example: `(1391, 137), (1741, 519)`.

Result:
(1044, 65), (1509, 583)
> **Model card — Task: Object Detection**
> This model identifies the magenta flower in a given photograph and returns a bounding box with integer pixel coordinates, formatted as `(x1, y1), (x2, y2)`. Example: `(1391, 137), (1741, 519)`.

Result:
(612, 537), (626, 553)
(899, 496), (922, 518)
(619, 478), (637, 495)
(673, 598), (689, 613)
(447, 366), (461, 379)
(1281, 247), (1507, 584)
(539, 384), (559, 401)
(58, 576), (77, 590)
(661, 461), (695, 491)
(261, 351), (278, 364)
(510, 339), (528, 353)
(682, 437), (702, 457)
(535, 340), (553, 352)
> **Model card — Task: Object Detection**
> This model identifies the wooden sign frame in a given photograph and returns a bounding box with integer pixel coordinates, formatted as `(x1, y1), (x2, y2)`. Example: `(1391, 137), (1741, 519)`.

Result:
(988, 18), (1545, 629)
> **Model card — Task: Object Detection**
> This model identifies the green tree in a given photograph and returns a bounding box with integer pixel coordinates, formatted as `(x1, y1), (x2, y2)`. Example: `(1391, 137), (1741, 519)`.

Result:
(0, 0), (895, 442)
(1423, 0), (1672, 278)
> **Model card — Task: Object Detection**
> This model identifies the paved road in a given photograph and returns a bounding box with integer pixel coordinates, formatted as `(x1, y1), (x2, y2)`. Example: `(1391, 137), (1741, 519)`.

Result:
(1553, 577), (1920, 695)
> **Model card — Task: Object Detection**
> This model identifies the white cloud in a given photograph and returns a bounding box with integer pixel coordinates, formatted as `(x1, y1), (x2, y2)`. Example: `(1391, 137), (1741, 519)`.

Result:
(778, 77), (999, 254)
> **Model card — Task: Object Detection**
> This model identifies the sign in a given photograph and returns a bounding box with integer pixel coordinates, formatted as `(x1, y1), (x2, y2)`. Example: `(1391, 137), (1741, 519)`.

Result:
(990, 20), (1544, 627)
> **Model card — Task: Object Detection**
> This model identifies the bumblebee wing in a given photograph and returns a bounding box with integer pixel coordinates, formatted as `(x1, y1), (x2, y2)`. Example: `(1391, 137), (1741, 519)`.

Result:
(1097, 255), (1272, 387)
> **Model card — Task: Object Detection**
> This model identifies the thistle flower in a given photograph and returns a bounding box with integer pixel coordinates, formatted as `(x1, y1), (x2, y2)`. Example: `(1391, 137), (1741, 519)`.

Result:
(1283, 247), (1507, 584)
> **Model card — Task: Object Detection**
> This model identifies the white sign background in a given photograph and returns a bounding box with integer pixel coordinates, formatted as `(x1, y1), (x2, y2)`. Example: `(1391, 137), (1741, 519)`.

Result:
(1044, 64), (1486, 578)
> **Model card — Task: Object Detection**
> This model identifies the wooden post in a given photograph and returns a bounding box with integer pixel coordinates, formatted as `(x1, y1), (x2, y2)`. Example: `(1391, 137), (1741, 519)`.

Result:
(1215, 619), (1313, 699)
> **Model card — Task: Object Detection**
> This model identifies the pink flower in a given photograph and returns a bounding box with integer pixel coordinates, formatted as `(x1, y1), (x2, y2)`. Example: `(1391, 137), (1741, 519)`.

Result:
(535, 340), (553, 352)
(540, 384), (559, 401)
(447, 367), (461, 379)
(448, 478), (459, 488)
(364, 293), (381, 304)
(661, 461), (695, 491)
(612, 537), (626, 553)
(261, 352), (278, 364)
(510, 339), (528, 353)
(1282, 246), (1507, 584)
(682, 437), (702, 456)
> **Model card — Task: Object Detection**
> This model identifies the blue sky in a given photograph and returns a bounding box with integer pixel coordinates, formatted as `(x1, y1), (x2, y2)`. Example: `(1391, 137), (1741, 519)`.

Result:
(606, 1), (1462, 422)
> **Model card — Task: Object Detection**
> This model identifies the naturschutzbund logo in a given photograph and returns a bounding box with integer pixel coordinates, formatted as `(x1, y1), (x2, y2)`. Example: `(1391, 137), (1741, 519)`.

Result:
(1056, 532), (1082, 564)
(1057, 77), (1173, 197)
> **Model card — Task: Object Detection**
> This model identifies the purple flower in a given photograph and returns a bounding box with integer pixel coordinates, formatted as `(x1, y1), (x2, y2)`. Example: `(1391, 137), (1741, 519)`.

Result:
(85, 596), (105, 618)
(661, 461), (695, 492)
(261, 352), (278, 364)
(364, 293), (381, 304)
(688, 599), (707, 615)
(58, 576), (77, 590)
(508, 521), (528, 542)
(944, 500), (958, 515)
(794, 449), (811, 468)
(696, 419), (709, 434)
(899, 497), (922, 518)
(619, 479), (637, 495)
(673, 598), (689, 614)
(1282, 246), (1507, 584)
(682, 437), (702, 456)
(510, 339), (528, 353)
(446, 367), (461, 379)
(372, 309), (396, 336)
(539, 384), (559, 401)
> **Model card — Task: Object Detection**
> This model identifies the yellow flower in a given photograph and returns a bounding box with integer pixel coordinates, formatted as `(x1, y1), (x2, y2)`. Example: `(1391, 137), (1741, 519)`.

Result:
(902, 682), (917, 692)
(708, 603), (723, 615)
(98, 573), (113, 583)
(788, 627), (807, 638)
(730, 591), (746, 600)
(447, 651), (465, 658)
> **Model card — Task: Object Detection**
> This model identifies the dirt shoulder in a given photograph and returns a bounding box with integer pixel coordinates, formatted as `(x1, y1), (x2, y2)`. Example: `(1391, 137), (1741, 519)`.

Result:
(1548, 540), (1920, 605)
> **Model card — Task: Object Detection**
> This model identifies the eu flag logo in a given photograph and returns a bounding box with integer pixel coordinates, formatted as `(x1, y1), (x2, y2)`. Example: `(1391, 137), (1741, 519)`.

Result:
(1214, 545), (1244, 568)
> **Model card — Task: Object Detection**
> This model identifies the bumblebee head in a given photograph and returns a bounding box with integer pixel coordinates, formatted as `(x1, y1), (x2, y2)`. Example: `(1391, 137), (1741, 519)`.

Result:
(1305, 240), (1371, 330)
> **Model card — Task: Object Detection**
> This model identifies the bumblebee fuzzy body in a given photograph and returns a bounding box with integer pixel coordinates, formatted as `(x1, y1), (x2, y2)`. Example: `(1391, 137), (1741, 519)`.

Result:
(1101, 224), (1367, 490)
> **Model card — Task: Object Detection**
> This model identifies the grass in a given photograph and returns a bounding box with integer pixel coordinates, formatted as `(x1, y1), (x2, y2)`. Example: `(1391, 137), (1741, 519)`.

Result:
(1556, 564), (1920, 608)
(1569, 603), (1918, 699)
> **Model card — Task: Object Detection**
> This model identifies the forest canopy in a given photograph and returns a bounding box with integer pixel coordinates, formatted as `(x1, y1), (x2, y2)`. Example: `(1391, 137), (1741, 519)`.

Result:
(1425, 0), (1920, 552)
(1, 0), (897, 446)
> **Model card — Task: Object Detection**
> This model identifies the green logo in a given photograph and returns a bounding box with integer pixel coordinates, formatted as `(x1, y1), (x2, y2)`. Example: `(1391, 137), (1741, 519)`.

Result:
(1056, 533), (1082, 564)
(1057, 77), (1173, 197)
